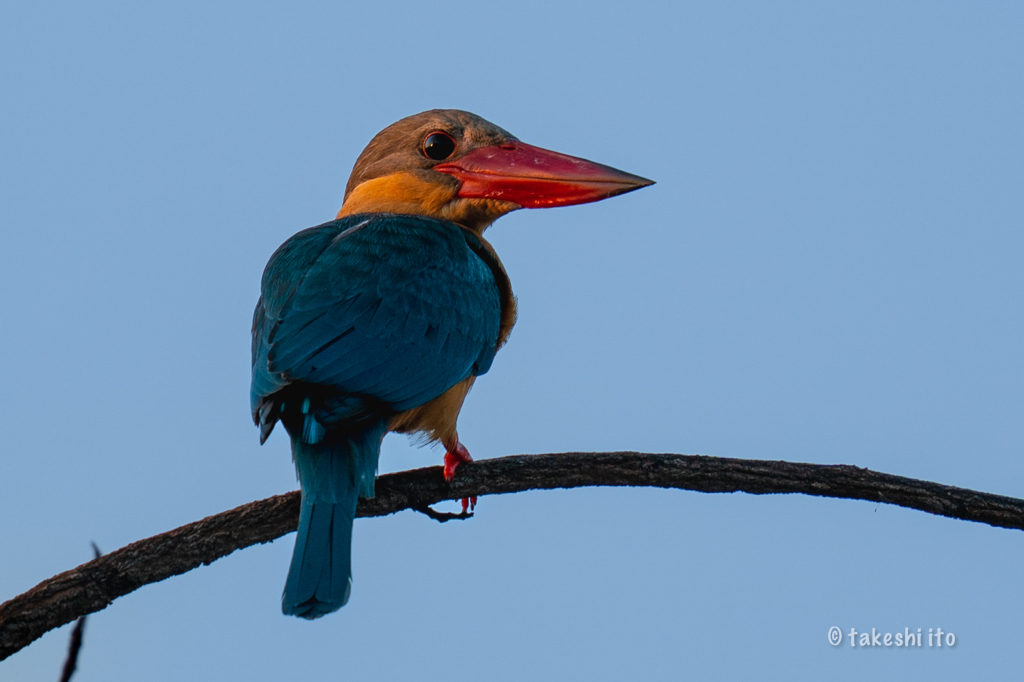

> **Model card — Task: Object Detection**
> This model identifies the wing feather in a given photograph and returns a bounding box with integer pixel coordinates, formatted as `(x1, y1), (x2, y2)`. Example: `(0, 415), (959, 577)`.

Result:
(251, 214), (500, 421)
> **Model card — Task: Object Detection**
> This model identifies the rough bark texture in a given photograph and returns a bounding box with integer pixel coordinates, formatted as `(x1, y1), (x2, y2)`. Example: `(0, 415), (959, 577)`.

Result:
(3, 451), (1023, 660)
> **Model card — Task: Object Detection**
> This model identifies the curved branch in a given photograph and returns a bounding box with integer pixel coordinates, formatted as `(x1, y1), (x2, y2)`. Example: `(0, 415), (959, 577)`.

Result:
(3, 451), (1023, 660)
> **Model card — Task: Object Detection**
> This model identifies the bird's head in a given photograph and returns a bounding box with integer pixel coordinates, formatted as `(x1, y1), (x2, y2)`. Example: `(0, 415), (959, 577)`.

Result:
(338, 109), (653, 232)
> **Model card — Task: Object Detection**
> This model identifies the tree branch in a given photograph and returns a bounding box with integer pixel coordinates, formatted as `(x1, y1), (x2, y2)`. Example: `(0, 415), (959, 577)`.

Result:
(3, 451), (1023, 660)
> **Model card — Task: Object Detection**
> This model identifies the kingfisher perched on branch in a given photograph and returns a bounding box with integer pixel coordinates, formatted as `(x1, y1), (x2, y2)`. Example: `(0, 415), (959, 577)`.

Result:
(251, 109), (652, 618)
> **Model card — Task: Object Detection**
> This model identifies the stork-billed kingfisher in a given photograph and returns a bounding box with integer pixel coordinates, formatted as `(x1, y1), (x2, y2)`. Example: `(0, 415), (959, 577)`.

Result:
(251, 109), (652, 618)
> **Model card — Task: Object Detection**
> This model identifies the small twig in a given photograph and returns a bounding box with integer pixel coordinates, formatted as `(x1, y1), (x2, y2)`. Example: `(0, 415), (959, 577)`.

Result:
(56, 617), (84, 682)
(57, 544), (101, 682)
(412, 505), (475, 523)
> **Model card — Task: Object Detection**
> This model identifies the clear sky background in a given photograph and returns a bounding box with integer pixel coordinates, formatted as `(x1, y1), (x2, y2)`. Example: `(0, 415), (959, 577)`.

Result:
(2, 1), (1022, 679)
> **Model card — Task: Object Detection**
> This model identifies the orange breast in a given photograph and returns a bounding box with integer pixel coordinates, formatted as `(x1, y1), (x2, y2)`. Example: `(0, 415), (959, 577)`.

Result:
(388, 376), (475, 445)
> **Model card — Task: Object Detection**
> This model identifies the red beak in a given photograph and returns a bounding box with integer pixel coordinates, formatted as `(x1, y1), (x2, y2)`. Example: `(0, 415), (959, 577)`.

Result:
(434, 141), (654, 208)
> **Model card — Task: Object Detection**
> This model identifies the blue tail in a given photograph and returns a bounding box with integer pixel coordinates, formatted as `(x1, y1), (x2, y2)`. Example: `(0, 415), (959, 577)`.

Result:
(282, 418), (386, 619)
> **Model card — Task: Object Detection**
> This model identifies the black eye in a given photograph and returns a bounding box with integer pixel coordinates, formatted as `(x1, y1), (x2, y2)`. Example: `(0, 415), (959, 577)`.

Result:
(423, 132), (456, 161)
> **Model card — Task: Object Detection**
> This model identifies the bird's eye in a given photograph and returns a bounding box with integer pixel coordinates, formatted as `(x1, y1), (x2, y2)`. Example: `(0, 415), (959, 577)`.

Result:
(423, 132), (456, 161)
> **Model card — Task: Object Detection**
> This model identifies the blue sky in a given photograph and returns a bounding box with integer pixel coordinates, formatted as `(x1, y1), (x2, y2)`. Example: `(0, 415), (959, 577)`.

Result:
(2, 1), (1022, 679)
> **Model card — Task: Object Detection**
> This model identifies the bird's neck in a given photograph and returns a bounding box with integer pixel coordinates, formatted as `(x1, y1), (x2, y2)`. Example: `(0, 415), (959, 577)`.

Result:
(338, 171), (517, 233)
(339, 172), (452, 220)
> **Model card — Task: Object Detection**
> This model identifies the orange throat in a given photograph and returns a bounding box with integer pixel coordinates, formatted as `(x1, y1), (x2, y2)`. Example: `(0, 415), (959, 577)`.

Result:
(338, 171), (518, 233)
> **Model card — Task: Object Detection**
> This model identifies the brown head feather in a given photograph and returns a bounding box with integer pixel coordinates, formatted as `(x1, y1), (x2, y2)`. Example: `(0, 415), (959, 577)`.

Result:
(344, 110), (513, 198)
(339, 110), (520, 231)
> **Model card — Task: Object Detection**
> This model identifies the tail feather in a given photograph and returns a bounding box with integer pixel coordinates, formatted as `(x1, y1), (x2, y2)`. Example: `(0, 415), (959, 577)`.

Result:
(282, 418), (386, 619)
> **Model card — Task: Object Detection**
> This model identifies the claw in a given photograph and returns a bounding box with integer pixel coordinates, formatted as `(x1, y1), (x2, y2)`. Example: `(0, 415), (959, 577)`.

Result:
(443, 440), (473, 482)
(443, 439), (476, 511)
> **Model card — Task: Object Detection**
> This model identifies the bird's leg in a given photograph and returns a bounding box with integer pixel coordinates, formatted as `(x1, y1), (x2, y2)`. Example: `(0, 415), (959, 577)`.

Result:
(442, 439), (472, 480)
(443, 437), (477, 512)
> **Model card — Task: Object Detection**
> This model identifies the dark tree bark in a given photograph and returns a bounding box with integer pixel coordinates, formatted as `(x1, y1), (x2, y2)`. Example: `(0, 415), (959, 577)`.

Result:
(2, 451), (1023, 661)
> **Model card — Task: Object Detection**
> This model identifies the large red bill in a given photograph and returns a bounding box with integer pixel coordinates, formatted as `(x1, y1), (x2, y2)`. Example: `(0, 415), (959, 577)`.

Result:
(434, 141), (654, 208)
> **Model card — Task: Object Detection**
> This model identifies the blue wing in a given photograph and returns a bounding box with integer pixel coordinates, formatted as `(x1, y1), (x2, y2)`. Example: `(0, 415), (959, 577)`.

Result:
(250, 214), (501, 439)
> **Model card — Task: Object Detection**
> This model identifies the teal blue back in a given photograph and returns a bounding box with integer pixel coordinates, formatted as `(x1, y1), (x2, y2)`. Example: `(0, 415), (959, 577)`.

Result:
(251, 214), (503, 617)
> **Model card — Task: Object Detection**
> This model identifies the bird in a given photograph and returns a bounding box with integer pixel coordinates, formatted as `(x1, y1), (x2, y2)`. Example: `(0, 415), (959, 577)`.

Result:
(250, 109), (653, 619)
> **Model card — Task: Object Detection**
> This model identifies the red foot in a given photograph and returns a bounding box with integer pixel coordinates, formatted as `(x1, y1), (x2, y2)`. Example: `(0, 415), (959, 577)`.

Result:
(443, 440), (478, 512)
(443, 441), (472, 481)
